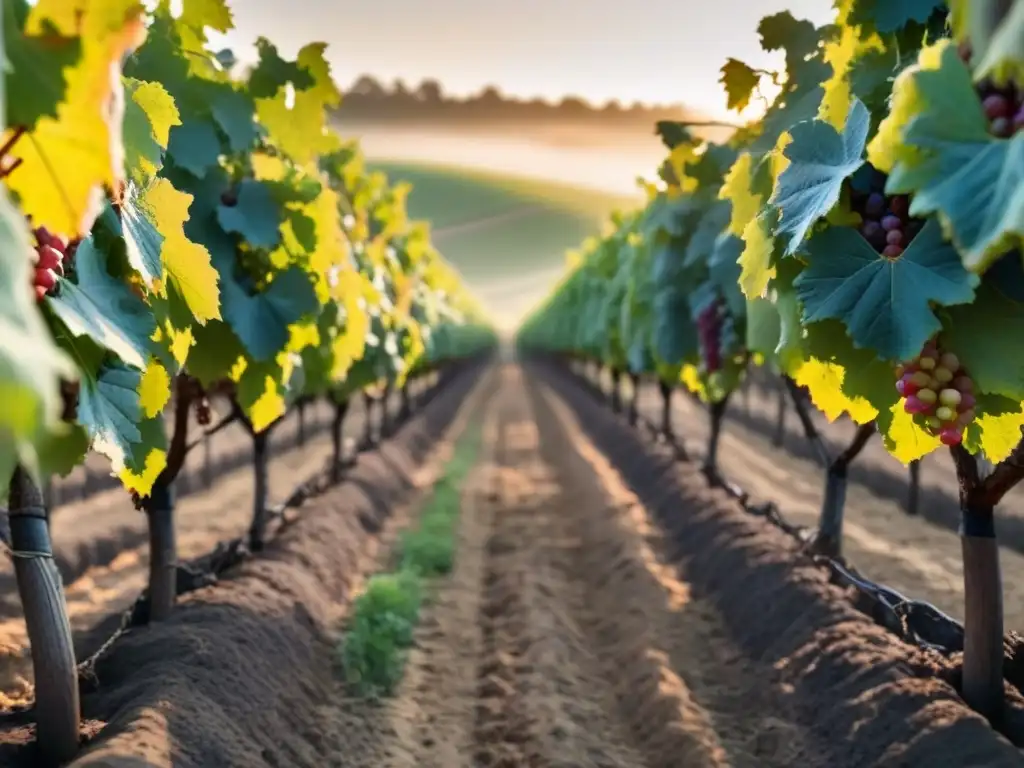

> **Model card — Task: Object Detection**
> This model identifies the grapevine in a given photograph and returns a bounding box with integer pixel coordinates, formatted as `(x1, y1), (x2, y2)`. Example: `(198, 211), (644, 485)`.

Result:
(519, 0), (1024, 726)
(1, 0), (493, 761)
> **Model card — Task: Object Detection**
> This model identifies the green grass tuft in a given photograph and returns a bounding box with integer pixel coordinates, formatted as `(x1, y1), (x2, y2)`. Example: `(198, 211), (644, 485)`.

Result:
(338, 423), (482, 697)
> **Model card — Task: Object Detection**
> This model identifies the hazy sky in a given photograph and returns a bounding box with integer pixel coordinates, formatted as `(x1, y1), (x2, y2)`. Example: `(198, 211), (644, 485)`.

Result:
(213, 0), (833, 119)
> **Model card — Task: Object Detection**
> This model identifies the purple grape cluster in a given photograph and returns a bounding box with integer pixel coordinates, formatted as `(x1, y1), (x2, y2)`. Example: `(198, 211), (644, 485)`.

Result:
(895, 339), (976, 446)
(960, 42), (1024, 137)
(850, 170), (924, 260)
(697, 299), (723, 373)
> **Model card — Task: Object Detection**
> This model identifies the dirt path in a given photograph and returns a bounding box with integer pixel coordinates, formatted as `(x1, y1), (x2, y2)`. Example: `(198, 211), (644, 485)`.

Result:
(360, 366), (832, 767)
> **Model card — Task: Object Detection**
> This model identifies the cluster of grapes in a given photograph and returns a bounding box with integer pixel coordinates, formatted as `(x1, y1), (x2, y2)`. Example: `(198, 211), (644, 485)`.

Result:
(196, 396), (212, 426)
(696, 299), (724, 373)
(31, 226), (73, 301)
(895, 340), (976, 446)
(959, 42), (1024, 137)
(849, 168), (923, 260)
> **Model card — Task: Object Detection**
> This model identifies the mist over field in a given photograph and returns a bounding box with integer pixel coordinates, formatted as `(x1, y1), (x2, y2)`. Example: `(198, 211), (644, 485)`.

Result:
(342, 121), (662, 328)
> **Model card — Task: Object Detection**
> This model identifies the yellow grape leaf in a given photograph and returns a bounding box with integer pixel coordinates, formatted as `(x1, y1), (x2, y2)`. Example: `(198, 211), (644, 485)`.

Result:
(738, 211), (777, 299)
(866, 40), (948, 173)
(720, 152), (761, 237)
(818, 11), (884, 130)
(248, 376), (285, 432)
(883, 403), (941, 464)
(971, 407), (1024, 463)
(119, 447), (167, 496)
(287, 321), (320, 353)
(138, 359), (171, 417)
(668, 143), (700, 193)
(794, 357), (878, 423)
(11, 1), (147, 237)
(143, 179), (221, 323)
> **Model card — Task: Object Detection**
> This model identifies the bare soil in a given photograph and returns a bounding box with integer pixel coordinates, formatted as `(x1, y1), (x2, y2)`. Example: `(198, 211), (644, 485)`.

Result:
(1, 361), (1022, 766)
(0, 363), (492, 766)
(337, 365), (1024, 767)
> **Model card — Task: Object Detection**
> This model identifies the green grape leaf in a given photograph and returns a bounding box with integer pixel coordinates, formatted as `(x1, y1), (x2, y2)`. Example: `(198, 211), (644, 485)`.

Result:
(78, 359), (145, 471)
(0, 187), (75, 485)
(3, 0), (81, 129)
(186, 319), (243, 385)
(209, 85), (257, 152)
(720, 58), (760, 113)
(180, 0), (233, 32)
(217, 179), (282, 248)
(247, 37), (313, 99)
(849, 0), (946, 33)
(683, 200), (730, 267)
(219, 267), (318, 361)
(884, 42), (1022, 271)
(652, 286), (697, 365)
(795, 219), (979, 361)
(943, 281), (1024, 402)
(123, 78), (180, 185)
(758, 11), (821, 70)
(166, 119), (221, 178)
(908, 136), (1024, 272)
(770, 99), (869, 254)
(655, 121), (695, 151)
(47, 238), (156, 370)
(709, 233), (745, 317)
(36, 425), (90, 479)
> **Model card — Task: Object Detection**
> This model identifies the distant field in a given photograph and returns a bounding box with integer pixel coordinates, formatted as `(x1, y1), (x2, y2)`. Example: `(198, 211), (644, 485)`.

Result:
(370, 160), (640, 327)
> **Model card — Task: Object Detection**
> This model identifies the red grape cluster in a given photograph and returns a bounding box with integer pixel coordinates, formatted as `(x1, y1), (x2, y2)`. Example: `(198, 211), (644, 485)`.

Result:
(958, 42), (1023, 137)
(895, 340), (976, 446)
(31, 226), (71, 301)
(850, 168), (923, 260)
(697, 299), (723, 373)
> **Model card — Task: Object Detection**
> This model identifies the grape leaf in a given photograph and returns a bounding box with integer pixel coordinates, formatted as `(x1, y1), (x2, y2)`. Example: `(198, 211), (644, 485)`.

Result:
(217, 179), (282, 248)
(652, 286), (697, 366)
(798, 318), (895, 423)
(123, 78), (180, 184)
(877, 41), (1022, 271)
(166, 119), (221, 178)
(209, 85), (257, 152)
(882, 402), (940, 463)
(0, 187), (76, 485)
(185, 319), (243, 385)
(122, 178), (221, 323)
(180, 0), (233, 33)
(36, 425), (90, 479)
(8, 0), (146, 237)
(247, 37), (313, 99)
(794, 219), (979, 361)
(219, 267), (318, 361)
(769, 99), (869, 254)
(720, 58), (760, 113)
(77, 359), (144, 472)
(738, 207), (779, 299)
(255, 43), (340, 164)
(47, 237), (156, 370)
(758, 12), (821, 69)
(942, 282), (1024, 402)
(3, 0), (81, 129)
(848, 0), (946, 33)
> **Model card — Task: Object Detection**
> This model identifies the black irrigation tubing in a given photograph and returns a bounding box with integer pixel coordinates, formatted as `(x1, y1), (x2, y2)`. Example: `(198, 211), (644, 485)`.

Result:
(570, 366), (975, 659)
